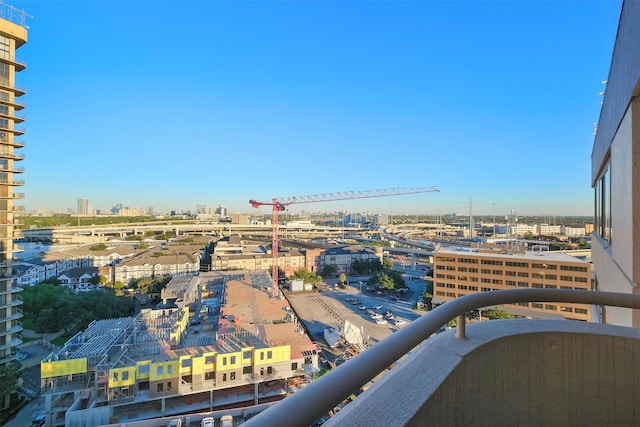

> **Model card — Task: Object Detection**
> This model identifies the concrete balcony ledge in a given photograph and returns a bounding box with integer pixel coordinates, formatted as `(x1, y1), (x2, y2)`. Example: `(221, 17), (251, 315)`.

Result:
(326, 319), (640, 427)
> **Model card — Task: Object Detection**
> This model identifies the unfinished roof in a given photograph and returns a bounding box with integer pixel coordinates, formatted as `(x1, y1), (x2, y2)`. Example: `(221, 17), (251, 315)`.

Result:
(220, 273), (316, 358)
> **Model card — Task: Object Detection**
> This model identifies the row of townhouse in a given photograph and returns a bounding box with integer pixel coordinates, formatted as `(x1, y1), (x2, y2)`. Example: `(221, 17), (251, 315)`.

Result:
(14, 237), (379, 288)
(13, 245), (139, 287)
(14, 241), (206, 287)
(113, 253), (200, 283)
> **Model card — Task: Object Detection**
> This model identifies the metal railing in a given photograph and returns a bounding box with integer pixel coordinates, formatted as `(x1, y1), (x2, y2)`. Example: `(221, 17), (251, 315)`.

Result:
(243, 289), (640, 427)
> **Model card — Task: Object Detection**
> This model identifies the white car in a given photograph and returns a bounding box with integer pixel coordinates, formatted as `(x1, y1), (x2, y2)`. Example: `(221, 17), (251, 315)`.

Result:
(394, 319), (407, 326)
(370, 313), (382, 320)
(375, 318), (388, 324)
(201, 417), (214, 427)
(373, 304), (383, 310)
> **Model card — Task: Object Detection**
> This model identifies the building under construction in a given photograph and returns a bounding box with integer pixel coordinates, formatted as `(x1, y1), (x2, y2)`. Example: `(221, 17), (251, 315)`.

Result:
(39, 271), (320, 427)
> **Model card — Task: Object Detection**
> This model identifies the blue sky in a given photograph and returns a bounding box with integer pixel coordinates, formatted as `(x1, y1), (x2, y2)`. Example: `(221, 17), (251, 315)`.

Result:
(13, 0), (621, 216)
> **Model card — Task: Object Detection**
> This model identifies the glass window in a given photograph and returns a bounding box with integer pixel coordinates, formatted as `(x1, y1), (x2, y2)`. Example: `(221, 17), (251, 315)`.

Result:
(0, 63), (8, 86)
(0, 36), (9, 61)
(595, 162), (611, 244)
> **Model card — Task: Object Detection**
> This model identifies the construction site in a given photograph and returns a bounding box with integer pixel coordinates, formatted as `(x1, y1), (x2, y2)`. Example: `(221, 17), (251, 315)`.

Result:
(38, 271), (321, 427)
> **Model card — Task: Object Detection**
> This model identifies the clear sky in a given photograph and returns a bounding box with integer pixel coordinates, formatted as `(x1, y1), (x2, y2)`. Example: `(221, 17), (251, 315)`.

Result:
(13, 0), (621, 217)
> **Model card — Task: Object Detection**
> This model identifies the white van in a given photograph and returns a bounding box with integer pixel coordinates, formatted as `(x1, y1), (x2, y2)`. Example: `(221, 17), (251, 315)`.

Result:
(220, 415), (234, 427)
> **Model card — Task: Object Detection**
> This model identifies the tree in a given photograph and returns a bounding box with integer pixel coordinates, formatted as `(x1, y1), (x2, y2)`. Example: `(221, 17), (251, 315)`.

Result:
(89, 243), (108, 251)
(378, 272), (395, 290)
(291, 269), (320, 283)
(321, 265), (335, 278)
(351, 259), (363, 275)
(132, 276), (171, 301)
(483, 307), (515, 320)
(339, 274), (347, 285)
(382, 258), (394, 269)
(0, 361), (21, 396)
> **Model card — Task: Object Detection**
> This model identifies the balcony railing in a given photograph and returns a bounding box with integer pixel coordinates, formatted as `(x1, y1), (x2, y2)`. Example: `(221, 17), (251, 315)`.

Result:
(243, 289), (640, 427)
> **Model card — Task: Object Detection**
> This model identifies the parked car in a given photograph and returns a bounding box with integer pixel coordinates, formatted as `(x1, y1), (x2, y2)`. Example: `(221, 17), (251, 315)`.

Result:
(358, 305), (367, 310)
(370, 313), (382, 320)
(375, 318), (388, 324)
(30, 415), (45, 427)
(394, 319), (407, 326)
(373, 304), (383, 310)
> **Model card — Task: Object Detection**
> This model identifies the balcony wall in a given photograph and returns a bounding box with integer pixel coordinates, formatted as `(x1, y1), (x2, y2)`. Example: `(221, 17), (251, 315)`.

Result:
(326, 319), (640, 426)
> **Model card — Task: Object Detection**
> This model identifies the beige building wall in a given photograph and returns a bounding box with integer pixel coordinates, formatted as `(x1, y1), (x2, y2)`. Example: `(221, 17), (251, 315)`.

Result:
(433, 248), (592, 321)
(0, 9), (27, 367)
(591, 1), (640, 328)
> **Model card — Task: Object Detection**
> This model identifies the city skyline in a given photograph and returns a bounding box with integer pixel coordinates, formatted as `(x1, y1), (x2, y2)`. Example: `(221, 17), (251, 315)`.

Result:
(16, 0), (621, 216)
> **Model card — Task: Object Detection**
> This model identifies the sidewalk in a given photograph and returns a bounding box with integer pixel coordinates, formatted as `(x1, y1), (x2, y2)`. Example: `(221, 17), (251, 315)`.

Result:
(21, 328), (65, 341)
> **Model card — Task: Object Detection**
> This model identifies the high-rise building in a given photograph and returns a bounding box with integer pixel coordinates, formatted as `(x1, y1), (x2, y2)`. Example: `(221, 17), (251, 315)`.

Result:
(77, 197), (88, 215)
(591, 1), (640, 328)
(0, 2), (28, 368)
(216, 204), (227, 217)
(196, 202), (206, 214)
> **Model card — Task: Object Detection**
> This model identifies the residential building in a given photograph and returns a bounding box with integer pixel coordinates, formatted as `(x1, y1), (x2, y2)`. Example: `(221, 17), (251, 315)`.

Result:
(113, 252), (200, 284)
(0, 3), (27, 368)
(39, 271), (319, 427)
(57, 267), (99, 293)
(307, 245), (383, 276)
(591, 0), (640, 327)
(433, 245), (592, 321)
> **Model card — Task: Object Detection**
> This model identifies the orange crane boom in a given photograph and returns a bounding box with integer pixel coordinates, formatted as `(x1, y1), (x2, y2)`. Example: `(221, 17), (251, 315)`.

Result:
(249, 186), (440, 297)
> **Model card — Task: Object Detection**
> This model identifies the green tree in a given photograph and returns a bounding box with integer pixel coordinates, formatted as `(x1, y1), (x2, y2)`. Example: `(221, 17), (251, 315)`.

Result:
(483, 307), (515, 320)
(351, 259), (363, 275)
(132, 276), (171, 301)
(382, 258), (394, 269)
(378, 272), (395, 290)
(89, 243), (108, 251)
(321, 265), (336, 278)
(0, 361), (21, 396)
(291, 269), (319, 283)
(137, 242), (150, 249)
(22, 283), (76, 332)
(339, 274), (347, 285)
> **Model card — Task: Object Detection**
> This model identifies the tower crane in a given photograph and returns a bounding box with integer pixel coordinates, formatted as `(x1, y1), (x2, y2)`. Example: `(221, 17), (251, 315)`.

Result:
(249, 186), (440, 297)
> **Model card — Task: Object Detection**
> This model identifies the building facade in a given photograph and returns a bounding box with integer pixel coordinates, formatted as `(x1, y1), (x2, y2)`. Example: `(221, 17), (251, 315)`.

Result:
(433, 246), (592, 321)
(77, 198), (88, 215)
(591, 1), (640, 327)
(39, 272), (319, 427)
(0, 3), (27, 368)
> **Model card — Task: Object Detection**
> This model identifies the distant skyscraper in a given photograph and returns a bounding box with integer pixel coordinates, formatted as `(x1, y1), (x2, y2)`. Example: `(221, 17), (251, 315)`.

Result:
(77, 198), (89, 215)
(196, 203), (206, 214)
(216, 204), (227, 217)
(0, 3), (28, 368)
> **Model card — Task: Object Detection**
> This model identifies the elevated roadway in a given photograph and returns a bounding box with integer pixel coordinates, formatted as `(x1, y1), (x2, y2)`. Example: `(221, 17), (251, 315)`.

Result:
(21, 222), (372, 244)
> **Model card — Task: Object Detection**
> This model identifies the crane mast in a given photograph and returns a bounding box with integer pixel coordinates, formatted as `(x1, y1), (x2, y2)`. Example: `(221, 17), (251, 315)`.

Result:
(249, 186), (440, 297)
